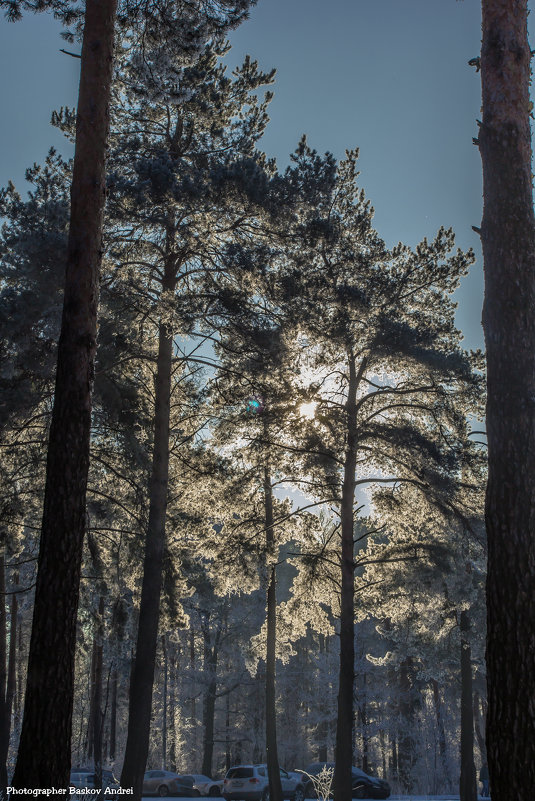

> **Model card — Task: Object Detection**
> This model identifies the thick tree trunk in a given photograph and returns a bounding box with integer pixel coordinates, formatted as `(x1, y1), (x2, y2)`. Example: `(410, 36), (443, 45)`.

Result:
(121, 264), (175, 800)
(11, 0), (117, 787)
(264, 462), (283, 801)
(333, 355), (359, 801)
(479, 3), (535, 800)
(459, 611), (477, 801)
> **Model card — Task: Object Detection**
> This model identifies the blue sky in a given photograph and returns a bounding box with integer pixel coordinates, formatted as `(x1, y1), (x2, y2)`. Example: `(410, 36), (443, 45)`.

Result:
(1, 0), (533, 350)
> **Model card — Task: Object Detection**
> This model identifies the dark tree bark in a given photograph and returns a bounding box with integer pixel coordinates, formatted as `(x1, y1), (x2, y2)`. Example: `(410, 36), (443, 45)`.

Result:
(479, 2), (535, 799)
(264, 461), (283, 801)
(109, 666), (118, 763)
(333, 354), (360, 801)
(11, 0), (117, 787)
(120, 263), (176, 800)
(459, 611), (476, 801)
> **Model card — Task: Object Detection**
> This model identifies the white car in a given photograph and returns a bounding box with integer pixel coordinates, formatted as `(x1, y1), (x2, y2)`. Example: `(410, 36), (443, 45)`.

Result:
(185, 774), (224, 796)
(223, 765), (305, 801)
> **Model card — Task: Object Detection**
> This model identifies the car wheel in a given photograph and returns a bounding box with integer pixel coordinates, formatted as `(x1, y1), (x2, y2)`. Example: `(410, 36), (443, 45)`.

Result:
(293, 786), (305, 801)
(209, 788), (221, 797)
(158, 786), (169, 798)
(262, 789), (270, 801)
(352, 784), (367, 799)
(303, 782), (315, 800)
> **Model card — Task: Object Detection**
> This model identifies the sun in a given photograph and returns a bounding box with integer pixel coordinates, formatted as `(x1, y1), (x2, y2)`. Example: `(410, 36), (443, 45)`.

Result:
(299, 401), (317, 419)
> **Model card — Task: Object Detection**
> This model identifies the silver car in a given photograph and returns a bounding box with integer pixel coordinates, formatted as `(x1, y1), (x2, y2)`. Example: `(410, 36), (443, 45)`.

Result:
(184, 775), (223, 796)
(143, 770), (197, 797)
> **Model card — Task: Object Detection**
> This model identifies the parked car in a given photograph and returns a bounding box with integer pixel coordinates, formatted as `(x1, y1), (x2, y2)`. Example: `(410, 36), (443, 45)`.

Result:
(300, 763), (390, 800)
(143, 770), (198, 797)
(69, 771), (120, 799)
(223, 765), (305, 801)
(184, 774), (224, 796)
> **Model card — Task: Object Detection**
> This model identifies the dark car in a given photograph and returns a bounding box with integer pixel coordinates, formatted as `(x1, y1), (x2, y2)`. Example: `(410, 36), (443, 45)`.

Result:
(301, 763), (390, 800)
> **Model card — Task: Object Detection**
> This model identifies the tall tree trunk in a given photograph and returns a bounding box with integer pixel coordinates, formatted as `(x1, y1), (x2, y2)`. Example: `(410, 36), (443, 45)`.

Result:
(333, 355), (360, 801)
(264, 461), (283, 801)
(85, 639), (97, 762)
(162, 635), (168, 770)
(93, 596), (105, 792)
(11, 0), (117, 787)
(459, 610), (476, 801)
(109, 665), (118, 762)
(473, 690), (486, 765)
(169, 651), (177, 771)
(201, 638), (219, 778)
(0, 561), (16, 787)
(121, 262), (176, 800)
(252, 664), (264, 764)
(190, 628), (197, 758)
(0, 555), (8, 795)
(430, 678), (448, 787)
(318, 634), (328, 763)
(397, 659), (417, 794)
(225, 683), (231, 772)
(358, 672), (369, 774)
(479, 2), (535, 799)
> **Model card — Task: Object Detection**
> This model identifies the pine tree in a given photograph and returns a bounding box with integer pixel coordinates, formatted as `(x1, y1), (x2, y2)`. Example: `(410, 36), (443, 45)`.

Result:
(94, 41), (276, 797)
(1, 0), (258, 786)
(477, 2), (535, 797)
(274, 145), (482, 800)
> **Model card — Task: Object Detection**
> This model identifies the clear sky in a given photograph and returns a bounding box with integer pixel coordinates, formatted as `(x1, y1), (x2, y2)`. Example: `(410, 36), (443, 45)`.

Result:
(1, 0), (533, 350)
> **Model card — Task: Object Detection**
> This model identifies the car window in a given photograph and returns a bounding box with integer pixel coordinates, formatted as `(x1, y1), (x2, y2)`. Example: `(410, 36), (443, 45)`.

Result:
(280, 770), (289, 778)
(228, 768), (253, 779)
(256, 768), (266, 777)
(351, 769), (367, 779)
(153, 772), (164, 778)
